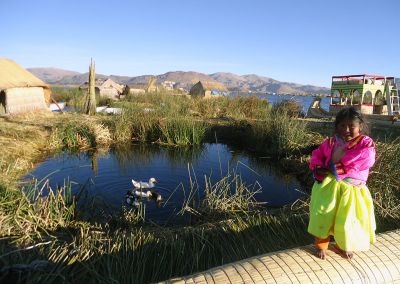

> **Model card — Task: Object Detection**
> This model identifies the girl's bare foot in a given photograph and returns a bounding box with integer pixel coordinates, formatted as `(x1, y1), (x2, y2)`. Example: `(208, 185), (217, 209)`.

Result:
(317, 249), (327, 260)
(333, 245), (353, 259)
(344, 251), (353, 259)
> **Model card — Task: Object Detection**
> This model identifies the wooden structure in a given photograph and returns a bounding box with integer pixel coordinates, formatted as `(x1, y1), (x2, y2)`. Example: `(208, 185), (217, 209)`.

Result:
(189, 81), (228, 98)
(0, 58), (50, 114)
(163, 229), (400, 283)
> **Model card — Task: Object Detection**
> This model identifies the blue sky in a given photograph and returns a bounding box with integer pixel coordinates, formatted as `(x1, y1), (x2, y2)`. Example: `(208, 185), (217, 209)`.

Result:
(1, 0), (399, 87)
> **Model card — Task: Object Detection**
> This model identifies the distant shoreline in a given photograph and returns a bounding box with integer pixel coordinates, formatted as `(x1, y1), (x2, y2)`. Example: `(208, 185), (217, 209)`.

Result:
(232, 91), (329, 97)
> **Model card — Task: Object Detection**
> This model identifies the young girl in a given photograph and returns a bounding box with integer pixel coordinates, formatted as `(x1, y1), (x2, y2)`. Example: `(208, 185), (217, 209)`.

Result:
(308, 107), (376, 259)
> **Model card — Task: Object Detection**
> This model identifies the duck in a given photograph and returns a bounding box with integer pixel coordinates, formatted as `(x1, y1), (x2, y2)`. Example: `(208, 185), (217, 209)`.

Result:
(125, 189), (163, 207)
(150, 190), (163, 208)
(131, 178), (157, 189)
(133, 190), (152, 198)
(125, 190), (140, 207)
(148, 190), (162, 203)
(133, 189), (162, 202)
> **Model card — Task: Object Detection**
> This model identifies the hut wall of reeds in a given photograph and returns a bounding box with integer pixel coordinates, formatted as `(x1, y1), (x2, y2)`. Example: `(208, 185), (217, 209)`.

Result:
(128, 83), (147, 93)
(129, 86), (146, 95)
(99, 78), (124, 99)
(189, 81), (228, 98)
(0, 58), (50, 114)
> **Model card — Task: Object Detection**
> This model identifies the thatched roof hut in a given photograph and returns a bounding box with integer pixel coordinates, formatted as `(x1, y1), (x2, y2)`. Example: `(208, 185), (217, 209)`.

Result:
(189, 81), (228, 98)
(0, 58), (51, 114)
(79, 78), (125, 100)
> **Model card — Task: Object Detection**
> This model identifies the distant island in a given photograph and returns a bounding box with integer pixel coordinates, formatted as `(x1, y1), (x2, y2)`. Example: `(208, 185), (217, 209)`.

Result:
(28, 68), (330, 95)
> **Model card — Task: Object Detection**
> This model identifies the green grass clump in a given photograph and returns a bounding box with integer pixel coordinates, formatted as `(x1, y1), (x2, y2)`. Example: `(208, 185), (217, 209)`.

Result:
(51, 85), (83, 103)
(369, 138), (400, 220)
(104, 108), (135, 142)
(0, 180), (75, 239)
(131, 112), (161, 142)
(272, 99), (303, 117)
(108, 102), (208, 146)
(248, 109), (312, 157)
(190, 95), (270, 120)
(267, 110), (311, 156)
(122, 91), (192, 117)
(104, 105), (162, 143)
(159, 117), (208, 146)
(56, 122), (97, 149)
(225, 95), (270, 119)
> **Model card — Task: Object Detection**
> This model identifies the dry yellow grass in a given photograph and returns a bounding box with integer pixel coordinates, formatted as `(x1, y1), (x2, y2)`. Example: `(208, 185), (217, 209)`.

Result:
(0, 111), (113, 186)
(0, 114), (51, 186)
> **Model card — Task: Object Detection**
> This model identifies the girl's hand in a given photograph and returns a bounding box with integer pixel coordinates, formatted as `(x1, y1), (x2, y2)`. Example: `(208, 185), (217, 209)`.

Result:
(316, 168), (329, 176)
(332, 147), (345, 163)
(314, 167), (329, 182)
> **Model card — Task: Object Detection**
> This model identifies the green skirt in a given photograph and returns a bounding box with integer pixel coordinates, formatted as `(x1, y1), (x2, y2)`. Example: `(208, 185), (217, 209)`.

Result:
(308, 174), (376, 251)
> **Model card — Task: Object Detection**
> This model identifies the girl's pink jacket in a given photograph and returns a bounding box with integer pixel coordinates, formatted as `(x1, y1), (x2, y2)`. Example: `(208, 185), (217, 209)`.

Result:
(310, 135), (375, 183)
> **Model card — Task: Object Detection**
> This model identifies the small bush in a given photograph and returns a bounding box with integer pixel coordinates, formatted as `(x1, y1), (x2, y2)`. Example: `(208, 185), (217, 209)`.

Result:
(272, 99), (303, 117)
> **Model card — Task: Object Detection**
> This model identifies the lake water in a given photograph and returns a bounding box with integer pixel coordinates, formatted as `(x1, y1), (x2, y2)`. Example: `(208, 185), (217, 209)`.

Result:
(230, 93), (330, 113)
(259, 94), (330, 113)
(27, 143), (304, 225)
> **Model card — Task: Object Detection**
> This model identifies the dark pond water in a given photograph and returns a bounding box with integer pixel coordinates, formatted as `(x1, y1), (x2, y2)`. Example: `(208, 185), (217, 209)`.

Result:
(27, 143), (304, 225)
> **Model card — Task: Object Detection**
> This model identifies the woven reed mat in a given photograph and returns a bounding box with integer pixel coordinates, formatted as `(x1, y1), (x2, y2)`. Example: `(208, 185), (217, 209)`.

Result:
(161, 229), (400, 283)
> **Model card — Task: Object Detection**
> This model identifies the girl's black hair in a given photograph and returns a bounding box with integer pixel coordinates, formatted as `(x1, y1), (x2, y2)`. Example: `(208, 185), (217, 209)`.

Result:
(334, 106), (369, 134)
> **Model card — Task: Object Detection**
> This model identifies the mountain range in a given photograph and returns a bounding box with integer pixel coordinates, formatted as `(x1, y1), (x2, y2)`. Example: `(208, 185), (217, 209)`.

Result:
(27, 68), (330, 94)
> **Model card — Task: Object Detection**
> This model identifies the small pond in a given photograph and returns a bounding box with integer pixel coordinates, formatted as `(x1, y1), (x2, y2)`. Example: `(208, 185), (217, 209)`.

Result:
(27, 143), (304, 225)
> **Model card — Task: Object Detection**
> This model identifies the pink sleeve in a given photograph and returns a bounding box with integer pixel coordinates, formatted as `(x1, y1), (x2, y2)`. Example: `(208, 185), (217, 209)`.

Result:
(310, 138), (330, 170)
(342, 142), (375, 176)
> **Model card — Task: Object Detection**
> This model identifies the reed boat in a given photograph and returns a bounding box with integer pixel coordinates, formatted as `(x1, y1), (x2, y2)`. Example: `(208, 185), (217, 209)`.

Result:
(308, 74), (400, 123)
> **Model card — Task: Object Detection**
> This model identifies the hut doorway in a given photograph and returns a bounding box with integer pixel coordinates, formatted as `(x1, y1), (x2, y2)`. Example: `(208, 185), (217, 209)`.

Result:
(0, 91), (5, 114)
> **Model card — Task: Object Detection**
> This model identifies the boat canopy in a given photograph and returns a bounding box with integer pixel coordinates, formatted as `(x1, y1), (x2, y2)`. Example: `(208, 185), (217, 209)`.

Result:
(332, 74), (386, 80)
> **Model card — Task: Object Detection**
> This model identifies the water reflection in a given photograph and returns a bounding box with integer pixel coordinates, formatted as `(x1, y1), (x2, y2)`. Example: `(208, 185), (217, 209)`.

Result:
(111, 143), (205, 170)
(220, 143), (299, 187)
(27, 143), (304, 225)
